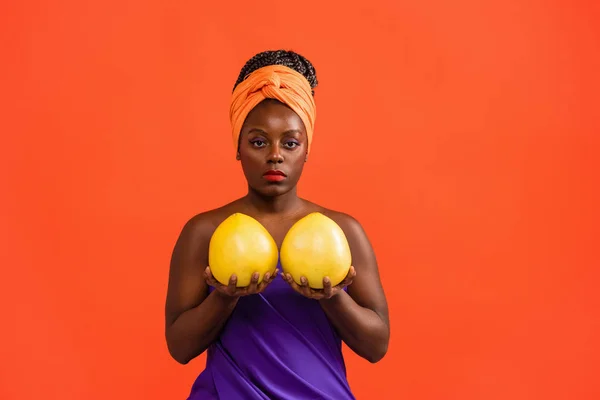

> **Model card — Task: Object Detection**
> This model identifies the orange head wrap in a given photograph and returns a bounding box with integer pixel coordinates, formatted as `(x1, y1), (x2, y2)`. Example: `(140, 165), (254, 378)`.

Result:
(230, 64), (316, 156)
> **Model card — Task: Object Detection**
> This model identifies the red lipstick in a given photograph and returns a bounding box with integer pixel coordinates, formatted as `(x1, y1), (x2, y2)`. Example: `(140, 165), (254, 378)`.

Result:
(263, 170), (286, 182)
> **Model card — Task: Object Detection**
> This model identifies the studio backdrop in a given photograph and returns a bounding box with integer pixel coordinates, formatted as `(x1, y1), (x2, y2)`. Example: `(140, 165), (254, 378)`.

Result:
(2, 0), (599, 399)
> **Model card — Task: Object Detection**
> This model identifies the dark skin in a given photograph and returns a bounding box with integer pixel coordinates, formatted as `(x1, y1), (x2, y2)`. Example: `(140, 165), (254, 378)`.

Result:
(165, 99), (390, 365)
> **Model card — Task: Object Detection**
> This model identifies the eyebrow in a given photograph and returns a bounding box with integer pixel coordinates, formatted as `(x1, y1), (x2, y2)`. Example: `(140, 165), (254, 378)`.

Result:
(247, 128), (267, 135)
(247, 128), (304, 135)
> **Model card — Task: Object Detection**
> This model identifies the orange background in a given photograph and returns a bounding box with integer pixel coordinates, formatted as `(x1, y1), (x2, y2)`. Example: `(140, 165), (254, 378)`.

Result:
(2, 1), (599, 399)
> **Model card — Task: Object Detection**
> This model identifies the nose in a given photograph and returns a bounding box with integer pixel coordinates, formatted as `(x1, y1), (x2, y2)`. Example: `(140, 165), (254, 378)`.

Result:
(267, 146), (284, 164)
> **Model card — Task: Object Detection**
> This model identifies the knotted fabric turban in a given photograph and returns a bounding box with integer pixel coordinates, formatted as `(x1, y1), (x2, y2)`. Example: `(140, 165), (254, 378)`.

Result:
(230, 65), (316, 156)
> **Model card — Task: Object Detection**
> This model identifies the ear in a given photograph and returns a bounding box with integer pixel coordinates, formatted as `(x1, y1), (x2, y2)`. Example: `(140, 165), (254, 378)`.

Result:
(236, 152), (241, 161)
(305, 152), (308, 162)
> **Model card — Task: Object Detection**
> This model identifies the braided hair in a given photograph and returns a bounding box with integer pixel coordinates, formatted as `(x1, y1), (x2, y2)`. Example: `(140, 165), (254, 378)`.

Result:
(233, 50), (318, 95)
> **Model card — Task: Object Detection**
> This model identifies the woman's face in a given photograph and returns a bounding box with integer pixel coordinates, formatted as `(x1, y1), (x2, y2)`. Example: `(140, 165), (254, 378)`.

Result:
(238, 99), (308, 197)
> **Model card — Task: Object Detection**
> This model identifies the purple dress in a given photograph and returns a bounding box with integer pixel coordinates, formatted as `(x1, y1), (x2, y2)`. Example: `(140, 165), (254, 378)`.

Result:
(187, 261), (356, 400)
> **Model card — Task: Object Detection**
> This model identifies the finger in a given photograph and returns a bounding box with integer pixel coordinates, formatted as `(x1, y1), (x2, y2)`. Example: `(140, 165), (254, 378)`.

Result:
(247, 272), (260, 293)
(257, 270), (276, 292)
(300, 277), (317, 298)
(283, 273), (316, 298)
(283, 273), (303, 293)
(349, 266), (357, 278)
(300, 276), (309, 287)
(323, 276), (333, 298)
(227, 274), (238, 293)
(299, 276), (309, 295)
(265, 269), (278, 285)
(263, 269), (280, 292)
(283, 273), (296, 287)
(340, 266), (356, 287)
(282, 272), (293, 284)
(204, 267), (219, 286)
(283, 274), (323, 299)
(256, 271), (270, 292)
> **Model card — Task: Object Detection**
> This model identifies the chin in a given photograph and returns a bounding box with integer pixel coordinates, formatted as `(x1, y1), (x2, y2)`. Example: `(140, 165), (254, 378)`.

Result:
(253, 183), (293, 197)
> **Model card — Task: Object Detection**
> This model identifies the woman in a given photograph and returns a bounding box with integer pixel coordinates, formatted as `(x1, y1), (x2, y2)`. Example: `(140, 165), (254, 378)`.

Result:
(165, 50), (390, 400)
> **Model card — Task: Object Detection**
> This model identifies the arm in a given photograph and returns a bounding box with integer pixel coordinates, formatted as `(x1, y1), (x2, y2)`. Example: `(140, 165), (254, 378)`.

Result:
(318, 216), (390, 363)
(164, 214), (279, 364)
(164, 216), (239, 365)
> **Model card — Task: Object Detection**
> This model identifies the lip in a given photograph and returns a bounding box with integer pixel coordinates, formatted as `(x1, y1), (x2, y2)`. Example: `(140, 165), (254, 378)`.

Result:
(263, 169), (286, 182)
(263, 170), (286, 177)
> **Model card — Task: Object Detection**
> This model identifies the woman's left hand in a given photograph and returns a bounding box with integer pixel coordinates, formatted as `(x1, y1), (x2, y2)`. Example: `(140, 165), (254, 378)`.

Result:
(281, 266), (357, 300)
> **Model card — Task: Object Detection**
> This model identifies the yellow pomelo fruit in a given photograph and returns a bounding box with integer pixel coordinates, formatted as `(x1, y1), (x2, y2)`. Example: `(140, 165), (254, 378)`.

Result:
(280, 212), (352, 289)
(208, 213), (278, 287)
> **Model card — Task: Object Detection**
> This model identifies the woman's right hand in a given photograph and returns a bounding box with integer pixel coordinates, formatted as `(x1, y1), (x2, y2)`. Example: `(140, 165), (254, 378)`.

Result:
(204, 266), (279, 298)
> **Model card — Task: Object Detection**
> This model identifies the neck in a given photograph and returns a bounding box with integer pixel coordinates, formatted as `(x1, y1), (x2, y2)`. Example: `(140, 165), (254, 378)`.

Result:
(243, 186), (303, 216)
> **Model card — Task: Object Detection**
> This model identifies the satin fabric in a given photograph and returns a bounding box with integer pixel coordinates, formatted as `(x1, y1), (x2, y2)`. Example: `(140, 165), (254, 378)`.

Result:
(187, 262), (355, 400)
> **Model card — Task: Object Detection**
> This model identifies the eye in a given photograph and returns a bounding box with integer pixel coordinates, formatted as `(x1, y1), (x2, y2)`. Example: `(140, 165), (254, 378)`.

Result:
(250, 139), (266, 148)
(283, 141), (299, 149)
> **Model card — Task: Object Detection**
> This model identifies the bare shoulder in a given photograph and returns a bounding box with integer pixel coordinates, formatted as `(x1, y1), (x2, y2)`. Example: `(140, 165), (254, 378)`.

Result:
(177, 199), (244, 241)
